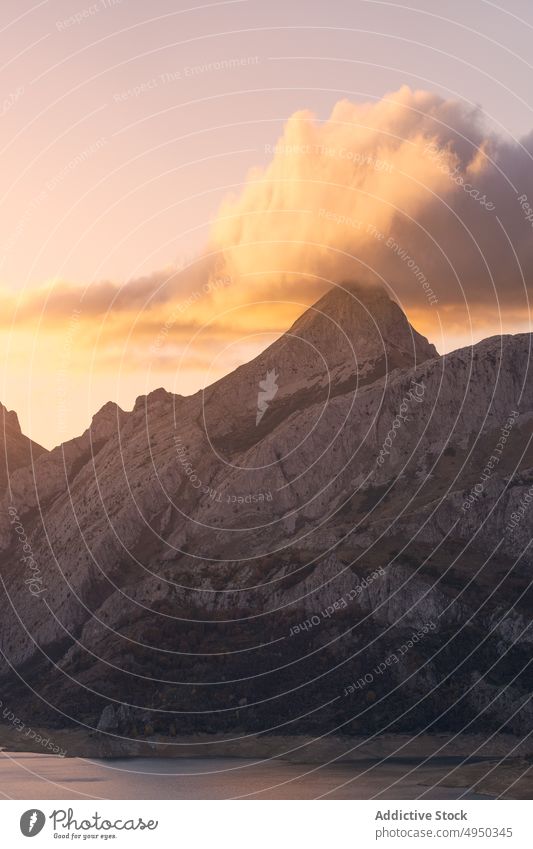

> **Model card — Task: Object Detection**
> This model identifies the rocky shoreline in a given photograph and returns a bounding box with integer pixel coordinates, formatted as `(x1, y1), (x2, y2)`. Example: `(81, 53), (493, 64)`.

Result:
(0, 725), (530, 763)
(2, 727), (531, 797)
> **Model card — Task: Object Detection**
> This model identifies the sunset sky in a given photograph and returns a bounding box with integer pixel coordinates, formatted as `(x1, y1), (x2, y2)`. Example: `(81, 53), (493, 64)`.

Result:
(2, 0), (533, 448)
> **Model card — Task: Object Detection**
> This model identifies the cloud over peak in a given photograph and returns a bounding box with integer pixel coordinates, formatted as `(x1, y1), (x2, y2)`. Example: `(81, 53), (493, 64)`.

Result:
(3, 87), (533, 425)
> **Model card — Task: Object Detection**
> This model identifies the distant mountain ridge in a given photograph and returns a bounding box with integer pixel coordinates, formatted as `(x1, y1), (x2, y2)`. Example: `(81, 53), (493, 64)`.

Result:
(0, 283), (531, 750)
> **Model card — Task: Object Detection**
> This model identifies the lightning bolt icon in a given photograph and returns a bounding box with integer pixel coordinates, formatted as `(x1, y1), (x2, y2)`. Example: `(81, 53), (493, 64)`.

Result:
(28, 811), (37, 833)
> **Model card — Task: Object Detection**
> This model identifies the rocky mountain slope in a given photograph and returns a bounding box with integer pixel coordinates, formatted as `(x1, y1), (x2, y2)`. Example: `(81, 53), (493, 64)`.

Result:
(0, 283), (531, 749)
(0, 403), (47, 492)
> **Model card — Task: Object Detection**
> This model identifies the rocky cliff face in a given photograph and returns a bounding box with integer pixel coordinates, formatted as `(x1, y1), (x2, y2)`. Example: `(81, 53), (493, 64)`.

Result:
(0, 403), (47, 492)
(0, 284), (531, 745)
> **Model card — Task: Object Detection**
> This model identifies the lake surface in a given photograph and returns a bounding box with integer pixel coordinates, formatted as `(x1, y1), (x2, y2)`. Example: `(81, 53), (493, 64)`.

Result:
(0, 752), (492, 799)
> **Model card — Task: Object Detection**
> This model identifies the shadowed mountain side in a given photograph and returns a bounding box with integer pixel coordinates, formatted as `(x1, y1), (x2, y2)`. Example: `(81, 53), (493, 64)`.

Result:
(0, 403), (47, 493)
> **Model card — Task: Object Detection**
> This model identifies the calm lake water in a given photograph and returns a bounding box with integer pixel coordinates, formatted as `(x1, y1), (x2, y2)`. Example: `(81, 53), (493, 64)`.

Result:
(0, 752), (492, 799)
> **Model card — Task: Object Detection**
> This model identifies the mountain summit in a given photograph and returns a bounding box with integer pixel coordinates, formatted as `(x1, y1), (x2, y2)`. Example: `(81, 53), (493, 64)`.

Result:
(0, 403), (47, 492)
(202, 283), (437, 449)
(288, 281), (437, 378)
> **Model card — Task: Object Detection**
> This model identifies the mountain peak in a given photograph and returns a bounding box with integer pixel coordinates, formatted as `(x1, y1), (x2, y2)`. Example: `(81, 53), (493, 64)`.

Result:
(288, 282), (437, 378)
(202, 282), (438, 449)
(0, 402), (22, 437)
(133, 387), (176, 415)
(89, 401), (126, 443)
(0, 402), (47, 491)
